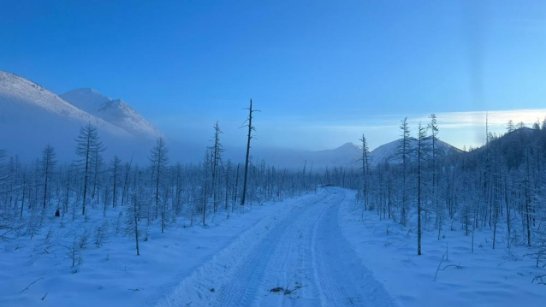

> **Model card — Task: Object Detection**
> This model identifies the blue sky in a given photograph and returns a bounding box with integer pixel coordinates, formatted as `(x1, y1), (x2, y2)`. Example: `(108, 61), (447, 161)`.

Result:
(2, 0), (546, 150)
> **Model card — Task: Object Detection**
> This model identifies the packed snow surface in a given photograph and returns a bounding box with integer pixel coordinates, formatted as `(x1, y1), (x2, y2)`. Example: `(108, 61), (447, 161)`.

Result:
(1, 188), (544, 306)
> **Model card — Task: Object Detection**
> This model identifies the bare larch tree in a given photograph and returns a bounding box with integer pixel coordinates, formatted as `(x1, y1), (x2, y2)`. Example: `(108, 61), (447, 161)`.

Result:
(241, 99), (255, 206)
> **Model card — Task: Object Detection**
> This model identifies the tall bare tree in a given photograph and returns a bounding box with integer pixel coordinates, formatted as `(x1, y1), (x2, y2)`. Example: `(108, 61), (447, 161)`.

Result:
(417, 122), (427, 256)
(41, 145), (56, 209)
(398, 117), (411, 226)
(428, 113), (442, 239)
(241, 99), (255, 206)
(75, 123), (103, 216)
(210, 122), (223, 213)
(360, 134), (370, 216)
(110, 156), (121, 208)
(150, 137), (168, 232)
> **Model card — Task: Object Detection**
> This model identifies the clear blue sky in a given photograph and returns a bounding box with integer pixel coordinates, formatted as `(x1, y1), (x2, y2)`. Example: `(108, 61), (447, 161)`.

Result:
(2, 0), (546, 150)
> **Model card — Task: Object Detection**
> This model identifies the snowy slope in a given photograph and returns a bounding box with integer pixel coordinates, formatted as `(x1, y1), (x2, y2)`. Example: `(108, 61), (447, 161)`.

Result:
(62, 88), (160, 138)
(369, 137), (462, 166)
(0, 72), (126, 135)
(0, 71), (155, 161)
(340, 188), (546, 307)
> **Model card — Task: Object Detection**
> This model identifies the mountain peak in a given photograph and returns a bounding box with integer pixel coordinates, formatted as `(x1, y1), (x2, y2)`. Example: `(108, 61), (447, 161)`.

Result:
(0, 71), (138, 160)
(369, 137), (461, 166)
(338, 142), (359, 150)
(61, 88), (160, 139)
(331, 142), (360, 157)
(0, 71), (102, 124)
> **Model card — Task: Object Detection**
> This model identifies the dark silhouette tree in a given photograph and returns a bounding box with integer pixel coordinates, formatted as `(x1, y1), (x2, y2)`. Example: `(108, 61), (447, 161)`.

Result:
(241, 99), (255, 206)
(398, 117), (411, 226)
(41, 144), (56, 209)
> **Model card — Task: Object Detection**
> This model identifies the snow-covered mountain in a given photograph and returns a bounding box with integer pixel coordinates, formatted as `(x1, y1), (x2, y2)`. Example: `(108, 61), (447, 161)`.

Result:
(0, 71), (158, 161)
(369, 136), (462, 166)
(0, 71), (127, 135)
(253, 142), (361, 170)
(61, 88), (160, 138)
(308, 142), (361, 168)
(254, 138), (461, 171)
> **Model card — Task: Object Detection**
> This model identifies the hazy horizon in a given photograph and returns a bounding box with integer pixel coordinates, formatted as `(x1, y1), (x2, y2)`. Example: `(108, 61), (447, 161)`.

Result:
(3, 1), (546, 153)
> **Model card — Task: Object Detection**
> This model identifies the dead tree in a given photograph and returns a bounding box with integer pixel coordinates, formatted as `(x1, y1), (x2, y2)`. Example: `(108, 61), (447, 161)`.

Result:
(241, 99), (255, 206)
(210, 122), (223, 213)
(75, 123), (103, 216)
(149, 138), (168, 233)
(398, 117), (411, 226)
(131, 191), (141, 256)
(360, 134), (370, 217)
(417, 122), (427, 256)
(41, 145), (56, 209)
(111, 156), (121, 208)
(428, 114), (442, 239)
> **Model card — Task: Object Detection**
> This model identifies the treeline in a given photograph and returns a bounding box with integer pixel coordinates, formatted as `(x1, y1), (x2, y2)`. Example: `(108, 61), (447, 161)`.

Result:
(0, 101), (320, 258)
(352, 115), (546, 270)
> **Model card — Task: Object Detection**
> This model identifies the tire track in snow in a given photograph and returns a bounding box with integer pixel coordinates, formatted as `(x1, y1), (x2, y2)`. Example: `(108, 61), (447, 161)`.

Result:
(155, 190), (332, 307)
(156, 188), (396, 307)
(215, 192), (337, 307)
(250, 192), (336, 306)
(313, 189), (397, 307)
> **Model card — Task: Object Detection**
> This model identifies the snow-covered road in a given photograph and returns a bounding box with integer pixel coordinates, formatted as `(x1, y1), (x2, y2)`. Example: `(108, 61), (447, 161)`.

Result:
(158, 188), (395, 307)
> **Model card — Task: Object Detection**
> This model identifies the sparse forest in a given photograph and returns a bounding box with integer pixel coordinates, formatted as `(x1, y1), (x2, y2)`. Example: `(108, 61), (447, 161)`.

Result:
(4, 1), (546, 305)
(2, 111), (546, 307)
(0, 112), (546, 270)
(0, 101), (325, 265)
(2, 107), (546, 306)
(348, 116), (546, 277)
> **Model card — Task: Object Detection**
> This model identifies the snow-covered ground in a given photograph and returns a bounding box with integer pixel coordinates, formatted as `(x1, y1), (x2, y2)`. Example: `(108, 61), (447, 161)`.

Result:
(341, 190), (546, 307)
(1, 188), (545, 306)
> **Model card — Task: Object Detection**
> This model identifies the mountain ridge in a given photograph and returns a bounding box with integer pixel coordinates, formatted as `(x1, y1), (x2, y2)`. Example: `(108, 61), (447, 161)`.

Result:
(0, 71), (158, 161)
(61, 88), (160, 138)
(252, 138), (462, 171)
(369, 136), (462, 166)
(0, 70), (464, 167)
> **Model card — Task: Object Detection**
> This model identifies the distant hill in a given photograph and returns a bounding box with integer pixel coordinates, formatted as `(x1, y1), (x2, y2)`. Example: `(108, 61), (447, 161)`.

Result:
(252, 137), (462, 171)
(463, 126), (546, 170)
(252, 142), (361, 171)
(369, 136), (462, 166)
(0, 71), (467, 166)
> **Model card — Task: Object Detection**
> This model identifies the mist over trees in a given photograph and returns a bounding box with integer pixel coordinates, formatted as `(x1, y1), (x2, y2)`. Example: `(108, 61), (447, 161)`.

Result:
(0, 102), (322, 262)
(1, 106), (545, 285)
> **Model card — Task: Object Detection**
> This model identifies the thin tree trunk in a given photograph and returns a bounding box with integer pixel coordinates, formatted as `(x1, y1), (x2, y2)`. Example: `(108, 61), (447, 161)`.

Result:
(241, 99), (254, 206)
